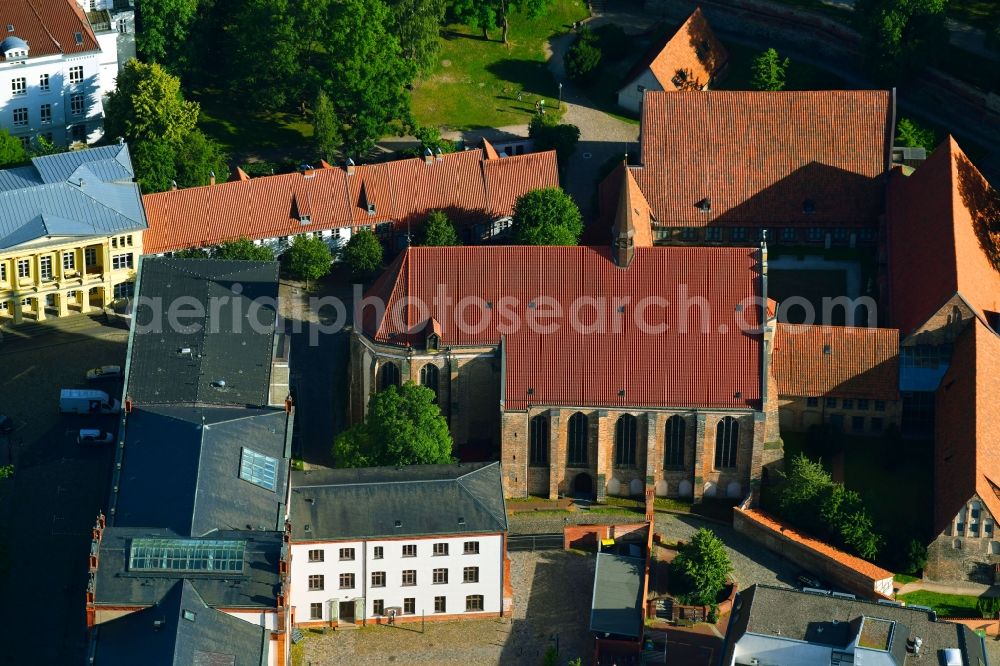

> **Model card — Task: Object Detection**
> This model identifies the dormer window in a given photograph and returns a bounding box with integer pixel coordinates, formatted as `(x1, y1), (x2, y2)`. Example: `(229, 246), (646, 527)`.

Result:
(427, 333), (439, 351)
(802, 199), (816, 214)
(74, 32), (83, 45)
(697, 197), (712, 213)
(299, 214), (311, 225)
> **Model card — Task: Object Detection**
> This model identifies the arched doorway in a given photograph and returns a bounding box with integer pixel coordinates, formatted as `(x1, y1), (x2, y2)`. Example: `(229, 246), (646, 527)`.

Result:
(572, 472), (594, 498)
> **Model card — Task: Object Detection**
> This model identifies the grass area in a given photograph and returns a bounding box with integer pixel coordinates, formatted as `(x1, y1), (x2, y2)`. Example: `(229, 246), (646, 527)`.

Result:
(782, 431), (934, 569)
(412, 0), (588, 129)
(947, 0), (1000, 30)
(190, 86), (313, 161)
(716, 41), (848, 91)
(898, 591), (982, 617)
(894, 573), (920, 585)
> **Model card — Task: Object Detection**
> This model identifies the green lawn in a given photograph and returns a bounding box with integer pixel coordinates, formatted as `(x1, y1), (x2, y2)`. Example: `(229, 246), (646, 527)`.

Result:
(894, 573), (920, 585)
(412, 0), (588, 129)
(715, 42), (848, 91)
(781, 431), (934, 569)
(947, 0), (1000, 30)
(898, 591), (981, 617)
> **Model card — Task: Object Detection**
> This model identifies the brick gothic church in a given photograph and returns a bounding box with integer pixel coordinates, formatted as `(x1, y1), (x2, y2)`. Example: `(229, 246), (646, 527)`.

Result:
(349, 174), (783, 501)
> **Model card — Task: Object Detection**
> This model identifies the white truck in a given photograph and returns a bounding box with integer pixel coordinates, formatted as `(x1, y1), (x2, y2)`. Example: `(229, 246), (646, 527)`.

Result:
(59, 389), (121, 415)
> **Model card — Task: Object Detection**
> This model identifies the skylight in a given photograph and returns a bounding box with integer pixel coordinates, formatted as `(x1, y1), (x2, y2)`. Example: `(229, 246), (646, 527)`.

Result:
(240, 447), (278, 491)
(128, 538), (246, 573)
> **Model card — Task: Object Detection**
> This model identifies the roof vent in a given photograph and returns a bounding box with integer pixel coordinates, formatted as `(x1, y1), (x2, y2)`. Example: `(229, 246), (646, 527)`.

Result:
(178, 347), (191, 355)
(6, 25), (13, 33)
(526, 388), (534, 395)
(734, 391), (742, 399)
(823, 344), (832, 355)
(735, 304), (744, 312)
(394, 520), (402, 528)
(803, 199), (816, 214)
(212, 379), (226, 388)
(182, 610), (196, 622)
(458, 517), (466, 525)
(74, 32), (83, 45)
(153, 619), (165, 630)
(618, 389), (626, 397)
(304, 524), (311, 532)
(697, 197), (711, 213)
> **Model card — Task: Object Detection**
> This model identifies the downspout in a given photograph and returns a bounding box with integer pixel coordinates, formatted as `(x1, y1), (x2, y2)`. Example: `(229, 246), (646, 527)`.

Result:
(887, 87), (898, 177)
(760, 238), (769, 410)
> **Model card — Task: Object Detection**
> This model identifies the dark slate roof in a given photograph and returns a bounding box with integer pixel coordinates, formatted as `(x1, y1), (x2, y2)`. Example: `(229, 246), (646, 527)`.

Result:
(290, 462), (508, 540)
(127, 258), (280, 407)
(112, 406), (289, 536)
(0, 144), (146, 250)
(94, 528), (284, 609)
(723, 585), (988, 666)
(91, 579), (269, 666)
(589, 552), (644, 639)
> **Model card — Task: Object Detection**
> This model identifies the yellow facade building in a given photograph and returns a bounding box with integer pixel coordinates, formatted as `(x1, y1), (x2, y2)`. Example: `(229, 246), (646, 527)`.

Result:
(0, 144), (146, 325)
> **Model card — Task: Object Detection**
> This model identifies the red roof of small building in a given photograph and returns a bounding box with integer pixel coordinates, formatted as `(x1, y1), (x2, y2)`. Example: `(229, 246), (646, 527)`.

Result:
(887, 137), (1000, 338)
(2, 0), (100, 61)
(616, 90), (892, 228)
(141, 148), (558, 254)
(934, 319), (1000, 534)
(363, 245), (764, 410)
(773, 324), (899, 400)
(622, 8), (728, 92)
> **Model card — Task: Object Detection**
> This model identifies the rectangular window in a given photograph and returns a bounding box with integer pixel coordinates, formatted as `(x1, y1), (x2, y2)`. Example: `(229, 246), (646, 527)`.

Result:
(239, 447), (277, 491)
(705, 227), (722, 242)
(842, 399), (854, 410)
(781, 227), (797, 242)
(111, 237), (117, 249)
(373, 546), (383, 559)
(40, 104), (51, 124)
(339, 547), (355, 561)
(833, 227), (849, 242)
(402, 570), (416, 586)
(0, 263), (6, 282)
(874, 400), (886, 411)
(117, 18), (129, 34)
(309, 602), (322, 620)
(870, 417), (883, 432)
(71, 124), (86, 142)
(11, 77), (25, 96)
(860, 228), (877, 242)
(808, 228), (824, 242)
(69, 66), (84, 84)
(62, 251), (76, 272)
(71, 93), (85, 116)
(339, 573), (355, 589)
(373, 599), (384, 616)
(113, 281), (133, 299)
(308, 575), (324, 591)
(128, 538), (245, 573)
(851, 416), (864, 431)
(987, 521), (994, 538)
(17, 259), (29, 278)
(858, 399), (869, 410)
(403, 598), (415, 615)
(39, 73), (50, 92)
(463, 541), (479, 555)
(680, 227), (699, 241)
(433, 568), (448, 584)
(111, 253), (134, 270)
(466, 595), (484, 612)
(12, 108), (28, 126)
(806, 397), (818, 407)
(434, 596), (446, 613)
(371, 571), (385, 588)
(402, 544), (416, 557)
(829, 414), (844, 430)
(39, 256), (52, 281)
(308, 549), (324, 563)
(730, 227), (746, 242)
(463, 566), (479, 583)
(433, 542), (449, 556)
(825, 397), (837, 408)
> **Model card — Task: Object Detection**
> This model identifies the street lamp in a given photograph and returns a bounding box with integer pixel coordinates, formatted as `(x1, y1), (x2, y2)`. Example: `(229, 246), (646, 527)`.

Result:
(558, 82), (563, 110)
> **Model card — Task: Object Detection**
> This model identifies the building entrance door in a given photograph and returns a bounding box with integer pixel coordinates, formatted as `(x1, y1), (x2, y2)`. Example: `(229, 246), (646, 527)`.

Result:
(339, 601), (355, 623)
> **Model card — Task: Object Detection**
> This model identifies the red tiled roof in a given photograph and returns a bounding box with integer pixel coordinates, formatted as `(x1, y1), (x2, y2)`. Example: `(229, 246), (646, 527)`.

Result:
(773, 324), (899, 400)
(934, 319), (1000, 534)
(141, 148), (558, 254)
(1, 0), (100, 61)
(737, 507), (893, 583)
(363, 245), (764, 410)
(887, 137), (1000, 338)
(623, 8), (728, 92)
(629, 90), (892, 227)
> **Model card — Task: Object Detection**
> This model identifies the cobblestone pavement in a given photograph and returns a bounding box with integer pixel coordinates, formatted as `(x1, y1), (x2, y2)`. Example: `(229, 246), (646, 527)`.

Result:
(297, 551), (596, 665)
(509, 510), (803, 591)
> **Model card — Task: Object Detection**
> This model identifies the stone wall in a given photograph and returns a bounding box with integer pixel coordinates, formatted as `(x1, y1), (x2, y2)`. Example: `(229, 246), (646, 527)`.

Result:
(925, 496), (1000, 584)
(777, 395), (902, 433)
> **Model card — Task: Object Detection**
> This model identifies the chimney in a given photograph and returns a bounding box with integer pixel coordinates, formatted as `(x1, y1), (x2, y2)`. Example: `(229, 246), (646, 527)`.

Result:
(170, 180), (178, 191)
(209, 170), (216, 186)
(423, 147), (433, 165)
(435, 147), (444, 161)
(345, 158), (355, 175)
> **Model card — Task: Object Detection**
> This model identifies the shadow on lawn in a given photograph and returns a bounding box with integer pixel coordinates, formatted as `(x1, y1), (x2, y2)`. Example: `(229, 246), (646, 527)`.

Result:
(486, 58), (561, 99)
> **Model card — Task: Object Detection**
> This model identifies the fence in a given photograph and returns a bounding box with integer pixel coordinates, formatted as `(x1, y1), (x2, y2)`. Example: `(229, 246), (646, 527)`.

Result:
(507, 533), (564, 552)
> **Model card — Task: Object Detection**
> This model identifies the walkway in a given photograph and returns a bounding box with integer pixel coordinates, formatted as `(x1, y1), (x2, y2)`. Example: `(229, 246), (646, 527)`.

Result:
(896, 580), (1000, 597)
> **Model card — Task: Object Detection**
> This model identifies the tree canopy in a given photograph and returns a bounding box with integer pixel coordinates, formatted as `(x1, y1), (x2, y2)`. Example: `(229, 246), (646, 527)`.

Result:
(285, 235), (333, 283)
(0, 129), (27, 168)
(135, 0), (199, 67)
(751, 48), (790, 91)
(669, 528), (732, 606)
(528, 115), (580, 173)
(214, 238), (276, 261)
(854, 0), (948, 79)
(564, 29), (601, 82)
(342, 228), (385, 275)
(511, 188), (583, 245)
(448, 0), (554, 43)
(313, 90), (340, 164)
(422, 210), (462, 246)
(105, 60), (200, 145)
(389, 0), (447, 74)
(334, 382), (454, 467)
(896, 117), (938, 152)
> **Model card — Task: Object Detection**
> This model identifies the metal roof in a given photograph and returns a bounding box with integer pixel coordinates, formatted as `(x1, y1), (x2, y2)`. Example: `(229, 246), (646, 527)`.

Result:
(589, 551), (644, 638)
(289, 462), (508, 540)
(91, 579), (268, 666)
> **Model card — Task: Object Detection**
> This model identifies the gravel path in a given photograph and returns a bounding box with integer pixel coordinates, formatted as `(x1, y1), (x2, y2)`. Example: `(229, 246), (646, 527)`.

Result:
(297, 551), (596, 665)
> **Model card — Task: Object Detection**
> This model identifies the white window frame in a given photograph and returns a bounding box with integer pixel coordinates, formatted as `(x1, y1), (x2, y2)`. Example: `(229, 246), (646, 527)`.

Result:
(62, 252), (75, 271)
(39, 103), (52, 124)
(39, 256), (52, 281)
(11, 77), (26, 96)
(111, 253), (133, 271)
(17, 259), (29, 278)
(70, 93), (85, 117)
(39, 73), (50, 92)
(0, 263), (6, 282)
(69, 66), (84, 84)
(12, 108), (28, 126)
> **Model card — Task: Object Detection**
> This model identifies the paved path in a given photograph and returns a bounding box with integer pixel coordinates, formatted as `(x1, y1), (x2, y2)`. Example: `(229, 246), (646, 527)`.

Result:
(896, 580), (1000, 597)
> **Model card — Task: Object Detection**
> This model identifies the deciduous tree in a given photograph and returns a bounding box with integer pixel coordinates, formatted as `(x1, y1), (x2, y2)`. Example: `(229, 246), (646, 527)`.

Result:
(132, 138), (179, 194)
(285, 234), (333, 284)
(669, 528), (732, 606)
(511, 188), (583, 245)
(422, 210), (462, 246)
(313, 90), (341, 164)
(854, 0), (948, 79)
(751, 48), (790, 91)
(0, 129), (27, 168)
(388, 0), (447, 74)
(528, 114), (580, 172)
(333, 382), (454, 467)
(449, 0), (554, 43)
(213, 238), (275, 261)
(174, 130), (229, 189)
(896, 117), (937, 151)
(341, 228), (385, 275)
(136, 0), (199, 66)
(105, 61), (200, 145)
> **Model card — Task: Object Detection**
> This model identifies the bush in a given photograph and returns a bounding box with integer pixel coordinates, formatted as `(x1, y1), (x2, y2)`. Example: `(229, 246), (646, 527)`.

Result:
(669, 528), (732, 606)
(978, 596), (1000, 619)
(896, 117), (937, 152)
(595, 24), (629, 60)
(565, 30), (601, 82)
(904, 539), (928, 574)
(528, 114), (581, 172)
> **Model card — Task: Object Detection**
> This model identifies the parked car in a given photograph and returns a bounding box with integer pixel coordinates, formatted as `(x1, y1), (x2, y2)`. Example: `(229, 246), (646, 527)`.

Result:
(77, 429), (115, 445)
(86, 365), (123, 382)
(0, 415), (12, 434)
(796, 572), (824, 589)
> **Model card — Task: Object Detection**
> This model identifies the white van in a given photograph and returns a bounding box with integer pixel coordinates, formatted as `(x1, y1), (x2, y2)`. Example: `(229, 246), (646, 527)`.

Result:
(59, 389), (121, 414)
